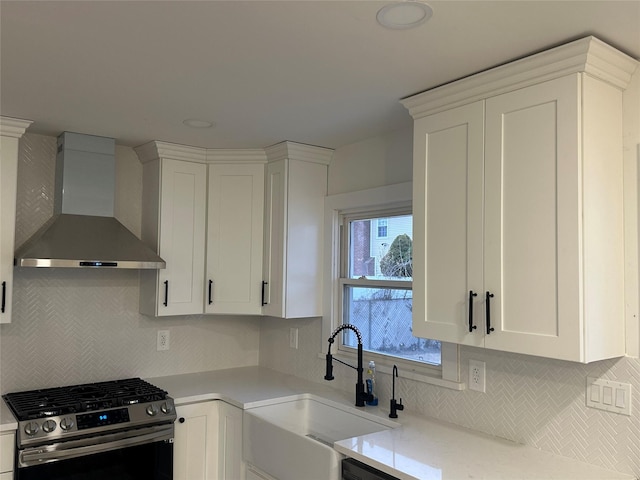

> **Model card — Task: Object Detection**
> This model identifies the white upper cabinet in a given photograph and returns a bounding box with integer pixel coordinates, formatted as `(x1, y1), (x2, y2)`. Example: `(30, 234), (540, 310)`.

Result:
(0, 117), (32, 324)
(206, 153), (265, 315)
(137, 142), (207, 317)
(403, 37), (638, 363)
(262, 142), (332, 319)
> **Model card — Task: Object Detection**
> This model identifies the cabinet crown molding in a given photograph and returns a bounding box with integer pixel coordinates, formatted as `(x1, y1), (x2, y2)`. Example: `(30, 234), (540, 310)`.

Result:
(401, 36), (639, 120)
(205, 149), (267, 164)
(0, 116), (33, 138)
(265, 141), (333, 166)
(135, 140), (325, 165)
(135, 140), (208, 164)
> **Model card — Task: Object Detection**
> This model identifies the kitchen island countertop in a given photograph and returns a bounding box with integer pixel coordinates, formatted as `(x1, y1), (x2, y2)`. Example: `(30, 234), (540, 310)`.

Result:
(148, 366), (634, 480)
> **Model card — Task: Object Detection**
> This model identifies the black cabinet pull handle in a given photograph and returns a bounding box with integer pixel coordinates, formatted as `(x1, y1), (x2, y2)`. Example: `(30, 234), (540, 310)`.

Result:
(468, 290), (477, 332)
(178, 417), (185, 424)
(261, 281), (268, 306)
(485, 291), (495, 334)
(208, 280), (213, 305)
(1, 281), (6, 314)
(163, 280), (169, 307)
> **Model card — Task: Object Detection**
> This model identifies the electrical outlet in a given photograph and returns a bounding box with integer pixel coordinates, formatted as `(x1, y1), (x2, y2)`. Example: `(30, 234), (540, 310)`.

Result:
(289, 328), (298, 349)
(157, 330), (170, 351)
(469, 359), (486, 393)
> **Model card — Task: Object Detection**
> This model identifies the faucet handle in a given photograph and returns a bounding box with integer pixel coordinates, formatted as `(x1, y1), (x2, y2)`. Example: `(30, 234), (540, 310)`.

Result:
(389, 398), (403, 418)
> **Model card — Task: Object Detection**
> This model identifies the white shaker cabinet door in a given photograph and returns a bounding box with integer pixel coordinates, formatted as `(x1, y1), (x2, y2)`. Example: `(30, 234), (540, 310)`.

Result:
(483, 75), (580, 358)
(174, 402), (219, 480)
(140, 157), (207, 316)
(412, 100), (484, 346)
(206, 163), (264, 315)
(0, 118), (30, 324)
(217, 401), (243, 480)
(0, 136), (19, 324)
(483, 74), (624, 362)
(158, 159), (207, 315)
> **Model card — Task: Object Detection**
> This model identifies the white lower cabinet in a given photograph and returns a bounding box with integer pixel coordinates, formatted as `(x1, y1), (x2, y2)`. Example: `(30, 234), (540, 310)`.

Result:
(217, 401), (243, 480)
(0, 431), (15, 479)
(174, 402), (219, 480)
(174, 401), (243, 480)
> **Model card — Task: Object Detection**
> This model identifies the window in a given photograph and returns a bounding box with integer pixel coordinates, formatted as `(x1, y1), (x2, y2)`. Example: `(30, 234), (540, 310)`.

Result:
(323, 182), (460, 387)
(376, 218), (388, 238)
(340, 211), (441, 366)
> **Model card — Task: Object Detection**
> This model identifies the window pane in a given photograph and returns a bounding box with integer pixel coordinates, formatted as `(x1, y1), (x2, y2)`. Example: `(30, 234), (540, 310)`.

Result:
(342, 285), (441, 366)
(377, 219), (388, 238)
(348, 214), (412, 280)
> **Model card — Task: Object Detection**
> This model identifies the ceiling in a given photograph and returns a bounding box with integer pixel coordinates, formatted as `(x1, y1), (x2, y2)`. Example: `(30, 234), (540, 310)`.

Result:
(1, 1), (639, 150)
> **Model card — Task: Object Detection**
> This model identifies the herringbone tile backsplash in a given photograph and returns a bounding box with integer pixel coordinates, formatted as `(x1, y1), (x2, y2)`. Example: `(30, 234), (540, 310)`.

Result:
(1, 133), (261, 392)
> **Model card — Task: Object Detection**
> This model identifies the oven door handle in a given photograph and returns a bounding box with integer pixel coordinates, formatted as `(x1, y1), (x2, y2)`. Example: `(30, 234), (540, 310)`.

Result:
(19, 423), (174, 468)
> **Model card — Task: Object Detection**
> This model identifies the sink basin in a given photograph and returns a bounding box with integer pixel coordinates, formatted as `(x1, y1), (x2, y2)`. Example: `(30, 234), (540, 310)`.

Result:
(243, 397), (396, 480)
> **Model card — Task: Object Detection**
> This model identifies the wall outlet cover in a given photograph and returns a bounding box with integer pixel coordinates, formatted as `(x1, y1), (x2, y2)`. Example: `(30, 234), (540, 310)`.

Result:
(469, 359), (486, 393)
(157, 330), (170, 351)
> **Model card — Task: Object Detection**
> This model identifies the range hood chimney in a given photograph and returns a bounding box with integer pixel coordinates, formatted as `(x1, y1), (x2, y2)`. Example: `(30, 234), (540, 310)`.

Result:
(14, 132), (166, 269)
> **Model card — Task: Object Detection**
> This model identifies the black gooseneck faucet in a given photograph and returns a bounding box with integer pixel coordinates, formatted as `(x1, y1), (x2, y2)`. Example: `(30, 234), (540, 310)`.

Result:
(389, 364), (404, 418)
(324, 324), (372, 407)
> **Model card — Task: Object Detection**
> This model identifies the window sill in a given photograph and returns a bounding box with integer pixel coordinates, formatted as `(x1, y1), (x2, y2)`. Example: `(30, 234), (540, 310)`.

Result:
(316, 352), (466, 391)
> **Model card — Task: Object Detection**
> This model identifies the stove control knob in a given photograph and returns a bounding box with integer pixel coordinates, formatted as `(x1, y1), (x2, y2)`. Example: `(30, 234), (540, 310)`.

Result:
(60, 417), (74, 431)
(24, 421), (39, 436)
(146, 404), (159, 416)
(161, 402), (174, 414)
(42, 420), (57, 433)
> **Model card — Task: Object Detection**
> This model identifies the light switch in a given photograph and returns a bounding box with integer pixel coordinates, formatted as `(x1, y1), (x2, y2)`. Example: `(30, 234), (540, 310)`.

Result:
(590, 384), (600, 403)
(586, 377), (632, 416)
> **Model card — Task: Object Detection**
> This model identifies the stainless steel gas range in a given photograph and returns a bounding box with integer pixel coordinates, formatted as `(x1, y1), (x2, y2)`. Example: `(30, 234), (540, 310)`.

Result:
(2, 377), (176, 480)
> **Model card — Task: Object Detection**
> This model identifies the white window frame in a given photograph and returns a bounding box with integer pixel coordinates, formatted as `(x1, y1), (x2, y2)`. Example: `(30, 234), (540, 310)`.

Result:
(322, 182), (462, 389)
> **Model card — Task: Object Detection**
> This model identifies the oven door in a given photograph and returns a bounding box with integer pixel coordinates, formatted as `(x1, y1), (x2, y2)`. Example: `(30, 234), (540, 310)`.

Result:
(16, 423), (173, 480)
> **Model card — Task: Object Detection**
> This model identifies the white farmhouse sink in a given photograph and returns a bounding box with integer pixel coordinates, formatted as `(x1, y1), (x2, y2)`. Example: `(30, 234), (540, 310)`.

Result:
(243, 397), (396, 480)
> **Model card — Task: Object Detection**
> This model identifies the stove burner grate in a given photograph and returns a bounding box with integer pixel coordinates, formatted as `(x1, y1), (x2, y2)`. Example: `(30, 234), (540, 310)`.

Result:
(2, 378), (168, 421)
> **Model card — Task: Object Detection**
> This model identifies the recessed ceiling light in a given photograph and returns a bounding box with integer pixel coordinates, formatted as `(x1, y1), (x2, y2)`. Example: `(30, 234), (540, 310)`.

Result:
(183, 118), (215, 128)
(377, 1), (433, 30)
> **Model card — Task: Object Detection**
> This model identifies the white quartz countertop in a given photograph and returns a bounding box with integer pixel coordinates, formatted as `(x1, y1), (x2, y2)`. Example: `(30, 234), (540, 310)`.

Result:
(148, 367), (634, 480)
(0, 401), (17, 432)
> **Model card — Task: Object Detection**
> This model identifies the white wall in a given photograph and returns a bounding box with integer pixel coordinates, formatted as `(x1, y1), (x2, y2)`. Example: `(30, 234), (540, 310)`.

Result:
(327, 127), (413, 195)
(260, 69), (640, 477)
(0, 133), (261, 393)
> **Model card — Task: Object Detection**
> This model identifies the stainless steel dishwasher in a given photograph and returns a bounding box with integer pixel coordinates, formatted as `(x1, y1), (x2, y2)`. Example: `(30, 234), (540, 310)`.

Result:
(342, 458), (400, 480)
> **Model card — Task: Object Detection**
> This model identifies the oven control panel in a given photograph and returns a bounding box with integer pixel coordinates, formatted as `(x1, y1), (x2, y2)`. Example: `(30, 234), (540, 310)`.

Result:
(77, 407), (130, 430)
(17, 399), (177, 448)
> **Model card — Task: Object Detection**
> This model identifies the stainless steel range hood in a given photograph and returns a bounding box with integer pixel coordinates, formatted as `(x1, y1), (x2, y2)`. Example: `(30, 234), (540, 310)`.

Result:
(14, 132), (166, 269)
